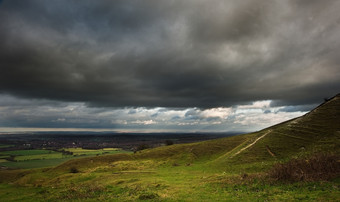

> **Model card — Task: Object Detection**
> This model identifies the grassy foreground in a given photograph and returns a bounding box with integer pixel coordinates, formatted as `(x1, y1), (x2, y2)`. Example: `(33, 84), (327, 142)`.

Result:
(0, 152), (339, 201)
(0, 95), (339, 201)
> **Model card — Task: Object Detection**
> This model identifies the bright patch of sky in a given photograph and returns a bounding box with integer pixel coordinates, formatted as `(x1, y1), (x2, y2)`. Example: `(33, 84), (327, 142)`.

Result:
(0, 94), (307, 133)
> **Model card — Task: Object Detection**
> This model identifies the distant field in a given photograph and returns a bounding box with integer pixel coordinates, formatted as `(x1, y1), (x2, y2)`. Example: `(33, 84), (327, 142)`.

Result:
(0, 149), (55, 156)
(0, 158), (74, 169)
(0, 155), (10, 159)
(64, 147), (127, 156)
(15, 153), (63, 161)
(0, 144), (14, 148)
(0, 148), (131, 169)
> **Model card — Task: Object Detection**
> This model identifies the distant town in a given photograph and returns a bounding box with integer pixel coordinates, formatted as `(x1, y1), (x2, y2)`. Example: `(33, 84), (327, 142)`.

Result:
(0, 132), (239, 152)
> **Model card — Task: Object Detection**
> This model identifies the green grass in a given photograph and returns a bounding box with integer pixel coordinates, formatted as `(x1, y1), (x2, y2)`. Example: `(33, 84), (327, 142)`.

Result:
(0, 144), (14, 148)
(64, 147), (129, 156)
(0, 184), (48, 201)
(0, 149), (56, 156)
(0, 159), (338, 201)
(0, 157), (75, 169)
(0, 155), (10, 159)
(14, 153), (64, 161)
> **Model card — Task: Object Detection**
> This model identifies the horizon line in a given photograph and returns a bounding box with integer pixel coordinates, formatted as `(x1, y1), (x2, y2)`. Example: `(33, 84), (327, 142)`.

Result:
(0, 127), (250, 134)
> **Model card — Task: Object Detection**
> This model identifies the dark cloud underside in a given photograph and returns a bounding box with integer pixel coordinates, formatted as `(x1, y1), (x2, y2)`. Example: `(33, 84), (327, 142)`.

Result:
(0, 0), (339, 108)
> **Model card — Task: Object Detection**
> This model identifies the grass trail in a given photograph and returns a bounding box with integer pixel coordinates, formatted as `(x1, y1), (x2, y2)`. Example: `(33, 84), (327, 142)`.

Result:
(231, 130), (271, 157)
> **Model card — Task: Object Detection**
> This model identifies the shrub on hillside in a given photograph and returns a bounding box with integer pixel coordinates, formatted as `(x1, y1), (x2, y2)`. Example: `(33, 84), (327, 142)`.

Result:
(70, 167), (79, 173)
(138, 192), (159, 200)
(165, 140), (174, 146)
(269, 153), (340, 182)
(135, 144), (150, 152)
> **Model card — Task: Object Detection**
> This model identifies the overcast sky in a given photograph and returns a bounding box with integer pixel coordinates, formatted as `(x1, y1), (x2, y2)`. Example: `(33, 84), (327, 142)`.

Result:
(0, 0), (339, 133)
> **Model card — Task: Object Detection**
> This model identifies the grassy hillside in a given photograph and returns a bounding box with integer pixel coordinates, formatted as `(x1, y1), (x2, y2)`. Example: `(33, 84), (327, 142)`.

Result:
(0, 94), (339, 201)
(233, 94), (340, 163)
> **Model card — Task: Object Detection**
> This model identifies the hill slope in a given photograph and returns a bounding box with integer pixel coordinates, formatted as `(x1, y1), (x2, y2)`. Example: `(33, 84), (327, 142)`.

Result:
(224, 94), (340, 164)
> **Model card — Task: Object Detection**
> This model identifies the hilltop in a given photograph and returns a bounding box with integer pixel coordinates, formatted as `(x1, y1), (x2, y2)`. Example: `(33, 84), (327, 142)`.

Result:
(0, 94), (339, 201)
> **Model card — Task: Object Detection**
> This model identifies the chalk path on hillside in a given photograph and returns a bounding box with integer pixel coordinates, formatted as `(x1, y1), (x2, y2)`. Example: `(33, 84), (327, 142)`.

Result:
(231, 130), (271, 157)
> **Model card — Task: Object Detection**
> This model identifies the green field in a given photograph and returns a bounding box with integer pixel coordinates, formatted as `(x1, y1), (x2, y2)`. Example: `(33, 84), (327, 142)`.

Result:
(14, 153), (63, 161)
(0, 144), (14, 149)
(0, 148), (131, 169)
(0, 158), (75, 169)
(0, 149), (56, 156)
(0, 150), (338, 201)
(64, 147), (128, 156)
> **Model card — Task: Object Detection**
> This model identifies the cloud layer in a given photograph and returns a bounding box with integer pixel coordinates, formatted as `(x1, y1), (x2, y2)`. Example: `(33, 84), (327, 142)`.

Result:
(0, 0), (339, 109)
(0, 94), (307, 132)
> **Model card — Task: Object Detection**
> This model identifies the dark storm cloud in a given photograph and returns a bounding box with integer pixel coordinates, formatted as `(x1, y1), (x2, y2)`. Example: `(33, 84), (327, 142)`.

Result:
(0, 0), (339, 108)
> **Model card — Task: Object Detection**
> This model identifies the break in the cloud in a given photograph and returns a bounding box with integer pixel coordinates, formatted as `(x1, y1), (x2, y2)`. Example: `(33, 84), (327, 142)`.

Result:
(0, 94), (308, 132)
(0, 0), (339, 132)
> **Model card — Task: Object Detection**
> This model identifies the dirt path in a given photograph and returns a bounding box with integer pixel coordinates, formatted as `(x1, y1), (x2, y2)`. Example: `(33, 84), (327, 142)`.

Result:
(231, 130), (271, 157)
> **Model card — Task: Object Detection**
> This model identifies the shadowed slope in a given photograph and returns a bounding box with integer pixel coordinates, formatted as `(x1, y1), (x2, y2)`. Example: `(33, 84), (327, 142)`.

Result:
(227, 94), (340, 164)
